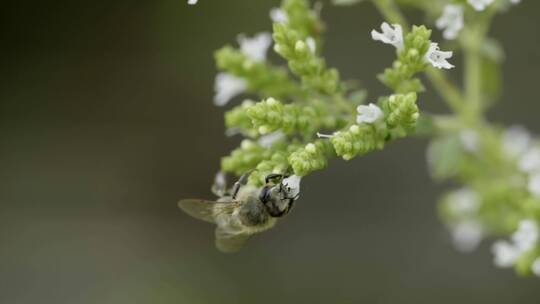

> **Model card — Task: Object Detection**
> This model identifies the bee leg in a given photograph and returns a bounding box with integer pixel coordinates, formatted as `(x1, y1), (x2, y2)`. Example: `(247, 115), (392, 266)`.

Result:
(211, 171), (228, 197)
(264, 173), (284, 185)
(232, 171), (253, 199)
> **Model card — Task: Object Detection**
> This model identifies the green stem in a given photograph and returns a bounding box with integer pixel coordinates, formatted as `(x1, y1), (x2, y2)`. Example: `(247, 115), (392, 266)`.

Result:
(372, 0), (409, 29)
(461, 9), (495, 124)
(425, 68), (466, 115)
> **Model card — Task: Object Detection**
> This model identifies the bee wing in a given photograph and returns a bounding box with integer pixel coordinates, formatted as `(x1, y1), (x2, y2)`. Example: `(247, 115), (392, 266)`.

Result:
(215, 227), (251, 253)
(178, 199), (221, 223)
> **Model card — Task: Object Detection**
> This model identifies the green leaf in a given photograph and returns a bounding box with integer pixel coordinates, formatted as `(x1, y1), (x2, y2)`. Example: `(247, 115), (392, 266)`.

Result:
(427, 135), (465, 180)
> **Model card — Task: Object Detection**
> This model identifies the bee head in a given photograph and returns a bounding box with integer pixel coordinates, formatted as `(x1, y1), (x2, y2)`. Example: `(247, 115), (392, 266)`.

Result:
(258, 175), (301, 218)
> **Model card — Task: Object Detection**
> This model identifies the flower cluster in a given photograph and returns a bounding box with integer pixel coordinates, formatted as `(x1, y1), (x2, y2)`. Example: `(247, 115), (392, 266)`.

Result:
(215, 0), (440, 183)
(433, 122), (540, 276)
(203, 0), (536, 278)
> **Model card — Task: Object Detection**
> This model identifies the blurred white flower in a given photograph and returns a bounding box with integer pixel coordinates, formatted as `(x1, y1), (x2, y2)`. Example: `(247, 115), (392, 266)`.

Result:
(371, 22), (404, 50)
(238, 32), (273, 63)
(491, 220), (539, 268)
(492, 240), (520, 268)
(468, 0), (495, 11)
(511, 219), (539, 252)
(257, 132), (285, 148)
(510, 0), (521, 4)
(532, 258), (540, 277)
(451, 221), (483, 252)
(214, 73), (247, 106)
(436, 4), (464, 40)
(460, 129), (479, 152)
(306, 37), (316, 53)
(270, 8), (288, 23)
(283, 175), (302, 198)
(187, 0), (198, 5)
(448, 187), (480, 215)
(357, 103), (384, 124)
(518, 147), (540, 173)
(502, 126), (531, 158)
(528, 173), (540, 198)
(425, 43), (455, 69)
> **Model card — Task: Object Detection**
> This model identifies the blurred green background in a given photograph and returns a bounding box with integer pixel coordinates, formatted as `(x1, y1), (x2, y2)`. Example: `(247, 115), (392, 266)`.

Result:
(1, 0), (540, 303)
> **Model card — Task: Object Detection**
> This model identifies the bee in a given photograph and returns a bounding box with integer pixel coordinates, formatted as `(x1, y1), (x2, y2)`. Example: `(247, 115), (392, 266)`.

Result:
(178, 171), (301, 253)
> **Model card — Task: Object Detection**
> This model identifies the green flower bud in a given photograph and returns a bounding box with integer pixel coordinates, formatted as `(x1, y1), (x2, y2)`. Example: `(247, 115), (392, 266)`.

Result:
(380, 93), (420, 136)
(245, 98), (321, 135)
(221, 140), (271, 176)
(225, 100), (255, 131)
(330, 124), (387, 160)
(379, 25), (432, 93)
(273, 23), (341, 95)
(288, 140), (333, 176)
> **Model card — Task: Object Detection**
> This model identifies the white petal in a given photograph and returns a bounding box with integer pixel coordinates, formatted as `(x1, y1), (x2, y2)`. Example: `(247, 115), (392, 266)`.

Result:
(460, 129), (479, 152)
(451, 221), (483, 252)
(356, 103), (384, 124)
(425, 43), (455, 69)
(511, 219), (539, 252)
(447, 187), (480, 215)
(492, 240), (520, 268)
(187, 0), (198, 4)
(436, 5), (464, 40)
(528, 173), (540, 198)
(532, 258), (540, 277)
(467, 0), (495, 11)
(270, 8), (288, 23)
(213, 73), (247, 106)
(502, 126), (531, 157)
(306, 37), (316, 53)
(257, 132), (285, 148)
(237, 32), (273, 62)
(518, 147), (540, 173)
(371, 22), (404, 50)
(282, 175), (302, 198)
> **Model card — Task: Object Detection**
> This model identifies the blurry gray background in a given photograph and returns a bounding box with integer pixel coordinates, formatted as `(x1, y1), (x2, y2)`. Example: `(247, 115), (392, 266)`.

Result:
(1, 0), (540, 303)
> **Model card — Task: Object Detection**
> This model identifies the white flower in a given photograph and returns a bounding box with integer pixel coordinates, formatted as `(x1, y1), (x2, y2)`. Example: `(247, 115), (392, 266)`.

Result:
(237, 32), (273, 63)
(425, 43), (455, 69)
(451, 221), (483, 252)
(528, 173), (540, 198)
(468, 0), (495, 11)
(213, 73), (247, 106)
(502, 126), (531, 158)
(436, 4), (464, 40)
(187, 0), (198, 4)
(448, 187), (480, 215)
(518, 147), (540, 173)
(460, 129), (479, 152)
(356, 103), (384, 124)
(257, 132), (285, 148)
(371, 22), (404, 50)
(511, 219), (539, 252)
(270, 8), (288, 24)
(492, 240), (520, 268)
(306, 37), (316, 53)
(282, 175), (302, 198)
(532, 258), (540, 277)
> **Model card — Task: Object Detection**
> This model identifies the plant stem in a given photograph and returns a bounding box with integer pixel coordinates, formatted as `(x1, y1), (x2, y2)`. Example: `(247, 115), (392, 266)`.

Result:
(372, 0), (409, 29)
(461, 9), (495, 124)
